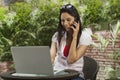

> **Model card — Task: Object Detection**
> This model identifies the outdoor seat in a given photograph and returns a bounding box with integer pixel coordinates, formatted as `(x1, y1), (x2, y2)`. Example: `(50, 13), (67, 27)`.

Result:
(83, 56), (99, 80)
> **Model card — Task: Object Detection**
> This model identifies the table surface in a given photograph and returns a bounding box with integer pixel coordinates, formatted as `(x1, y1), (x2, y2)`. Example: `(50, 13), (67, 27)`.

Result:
(0, 69), (80, 80)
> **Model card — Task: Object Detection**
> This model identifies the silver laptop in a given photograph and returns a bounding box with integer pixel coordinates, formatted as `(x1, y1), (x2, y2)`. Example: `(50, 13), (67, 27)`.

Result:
(11, 46), (55, 77)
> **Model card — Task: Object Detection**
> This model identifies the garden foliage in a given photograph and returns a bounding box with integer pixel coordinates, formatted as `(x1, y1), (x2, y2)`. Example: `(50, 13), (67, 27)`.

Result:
(0, 0), (120, 62)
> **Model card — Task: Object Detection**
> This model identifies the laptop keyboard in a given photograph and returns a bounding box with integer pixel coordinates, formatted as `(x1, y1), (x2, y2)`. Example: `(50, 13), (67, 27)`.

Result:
(54, 70), (69, 75)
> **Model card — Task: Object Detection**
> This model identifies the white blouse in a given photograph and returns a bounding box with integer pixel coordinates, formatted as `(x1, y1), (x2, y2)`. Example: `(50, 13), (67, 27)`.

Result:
(52, 28), (92, 77)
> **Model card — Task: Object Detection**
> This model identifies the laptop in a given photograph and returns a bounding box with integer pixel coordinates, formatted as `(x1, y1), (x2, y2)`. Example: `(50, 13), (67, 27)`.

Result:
(11, 46), (66, 77)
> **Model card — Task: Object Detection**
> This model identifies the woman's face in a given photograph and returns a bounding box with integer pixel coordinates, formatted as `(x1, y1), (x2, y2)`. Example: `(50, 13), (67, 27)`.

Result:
(61, 12), (74, 31)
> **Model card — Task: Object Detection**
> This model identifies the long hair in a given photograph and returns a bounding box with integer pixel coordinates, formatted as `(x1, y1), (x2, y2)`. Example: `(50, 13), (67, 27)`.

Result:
(57, 4), (82, 47)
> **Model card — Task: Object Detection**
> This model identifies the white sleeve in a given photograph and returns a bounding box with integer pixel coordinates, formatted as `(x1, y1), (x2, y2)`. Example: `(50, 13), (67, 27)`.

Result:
(52, 32), (58, 43)
(79, 28), (92, 45)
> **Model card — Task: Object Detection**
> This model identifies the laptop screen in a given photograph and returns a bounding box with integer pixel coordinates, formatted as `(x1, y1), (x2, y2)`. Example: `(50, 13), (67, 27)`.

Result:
(11, 46), (54, 76)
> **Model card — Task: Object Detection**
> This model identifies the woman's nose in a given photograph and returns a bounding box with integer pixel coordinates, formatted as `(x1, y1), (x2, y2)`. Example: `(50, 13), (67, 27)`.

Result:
(64, 21), (68, 26)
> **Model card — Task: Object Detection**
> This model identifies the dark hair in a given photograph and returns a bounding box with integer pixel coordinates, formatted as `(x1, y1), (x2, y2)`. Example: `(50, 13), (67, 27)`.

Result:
(57, 4), (82, 47)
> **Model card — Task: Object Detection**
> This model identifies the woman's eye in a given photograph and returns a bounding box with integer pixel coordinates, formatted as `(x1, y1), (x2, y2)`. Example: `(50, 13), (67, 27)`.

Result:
(67, 18), (71, 22)
(61, 18), (71, 23)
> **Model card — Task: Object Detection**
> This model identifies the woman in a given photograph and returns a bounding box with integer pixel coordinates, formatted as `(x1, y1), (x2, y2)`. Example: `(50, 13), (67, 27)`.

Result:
(50, 4), (92, 80)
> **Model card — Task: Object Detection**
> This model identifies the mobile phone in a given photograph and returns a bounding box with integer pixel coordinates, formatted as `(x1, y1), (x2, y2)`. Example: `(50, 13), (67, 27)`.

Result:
(72, 17), (78, 28)
(74, 17), (78, 23)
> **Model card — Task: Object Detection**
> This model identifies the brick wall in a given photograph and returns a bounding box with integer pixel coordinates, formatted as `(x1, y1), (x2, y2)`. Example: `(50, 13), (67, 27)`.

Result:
(85, 31), (120, 80)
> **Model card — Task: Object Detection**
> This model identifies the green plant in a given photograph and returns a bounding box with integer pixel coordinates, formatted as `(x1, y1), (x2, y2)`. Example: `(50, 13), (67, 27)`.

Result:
(92, 20), (120, 50)
(105, 67), (120, 80)
(114, 49), (120, 59)
(79, 0), (120, 30)
(0, 1), (59, 61)
(82, 0), (103, 26)
(110, 20), (120, 47)
(92, 20), (120, 79)
(0, 0), (120, 65)
(108, 0), (120, 21)
(105, 49), (120, 80)
(0, 7), (8, 20)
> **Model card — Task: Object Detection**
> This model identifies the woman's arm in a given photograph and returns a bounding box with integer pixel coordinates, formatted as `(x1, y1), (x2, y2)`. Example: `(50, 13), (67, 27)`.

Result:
(68, 37), (89, 64)
(67, 22), (89, 64)
(50, 42), (57, 64)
